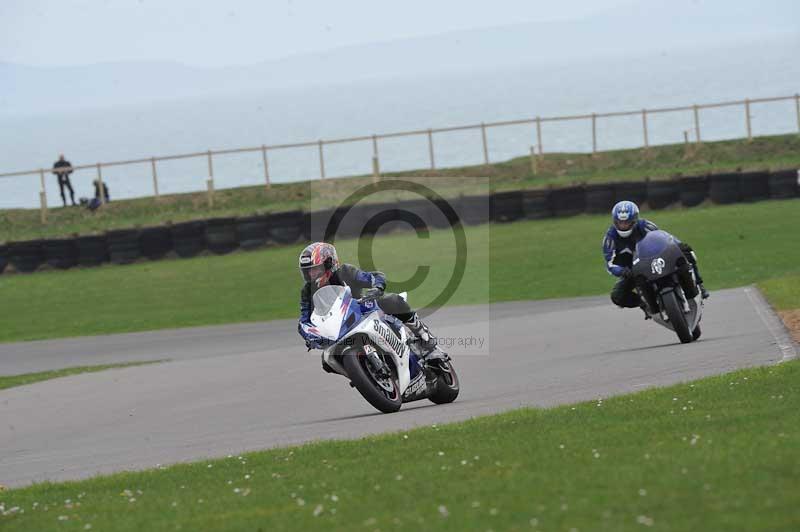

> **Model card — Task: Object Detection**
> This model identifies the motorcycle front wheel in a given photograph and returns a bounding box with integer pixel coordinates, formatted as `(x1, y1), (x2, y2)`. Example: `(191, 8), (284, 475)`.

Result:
(662, 290), (693, 344)
(343, 350), (402, 413)
(427, 360), (460, 405)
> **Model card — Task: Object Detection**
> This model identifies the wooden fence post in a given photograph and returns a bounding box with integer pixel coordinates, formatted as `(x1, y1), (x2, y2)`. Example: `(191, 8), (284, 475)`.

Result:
(371, 135), (380, 181)
(745, 99), (752, 142)
(535, 117), (543, 157)
(529, 146), (538, 176)
(641, 109), (649, 151)
(481, 122), (489, 164)
(591, 113), (597, 155)
(206, 150), (214, 207)
(427, 129), (436, 170)
(39, 169), (47, 223)
(318, 140), (326, 179)
(151, 157), (160, 199)
(261, 145), (270, 189)
(693, 105), (701, 143)
(206, 177), (215, 207)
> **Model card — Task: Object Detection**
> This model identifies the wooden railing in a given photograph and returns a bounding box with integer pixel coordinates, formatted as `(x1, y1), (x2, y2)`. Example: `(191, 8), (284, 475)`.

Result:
(2, 93), (799, 222)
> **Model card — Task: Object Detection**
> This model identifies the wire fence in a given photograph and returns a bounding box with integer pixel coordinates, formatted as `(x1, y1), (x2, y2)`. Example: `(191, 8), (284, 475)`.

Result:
(2, 92), (799, 222)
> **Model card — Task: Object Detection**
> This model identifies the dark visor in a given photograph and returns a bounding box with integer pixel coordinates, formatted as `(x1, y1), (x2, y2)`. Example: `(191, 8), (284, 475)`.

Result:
(615, 219), (635, 231)
(301, 264), (326, 282)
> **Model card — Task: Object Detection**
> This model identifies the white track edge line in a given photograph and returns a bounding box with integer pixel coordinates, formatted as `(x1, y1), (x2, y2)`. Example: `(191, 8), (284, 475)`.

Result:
(743, 286), (797, 363)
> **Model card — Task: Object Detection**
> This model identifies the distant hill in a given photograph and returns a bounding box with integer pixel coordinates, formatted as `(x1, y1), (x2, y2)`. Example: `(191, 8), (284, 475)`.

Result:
(1, 0), (797, 115)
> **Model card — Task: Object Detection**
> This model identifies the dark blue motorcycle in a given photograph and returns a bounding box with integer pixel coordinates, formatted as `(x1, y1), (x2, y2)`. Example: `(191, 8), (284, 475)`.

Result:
(631, 230), (704, 343)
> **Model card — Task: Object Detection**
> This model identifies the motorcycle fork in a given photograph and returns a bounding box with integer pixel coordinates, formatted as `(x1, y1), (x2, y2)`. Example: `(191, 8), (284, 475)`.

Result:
(671, 274), (691, 313)
(363, 345), (390, 378)
(636, 279), (659, 314)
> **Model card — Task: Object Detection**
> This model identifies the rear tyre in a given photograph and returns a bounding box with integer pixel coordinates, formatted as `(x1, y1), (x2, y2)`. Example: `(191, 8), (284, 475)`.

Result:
(428, 360), (460, 404)
(662, 290), (693, 344)
(343, 350), (402, 414)
(692, 325), (702, 341)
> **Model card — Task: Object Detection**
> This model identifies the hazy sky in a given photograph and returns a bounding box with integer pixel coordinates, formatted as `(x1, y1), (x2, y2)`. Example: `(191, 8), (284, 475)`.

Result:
(1, 0), (636, 67)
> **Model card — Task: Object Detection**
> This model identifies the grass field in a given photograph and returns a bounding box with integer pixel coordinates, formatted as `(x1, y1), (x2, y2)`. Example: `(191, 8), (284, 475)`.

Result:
(1, 359), (797, 531)
(759, 273), (800, 311)
(2, 198), (799, 344)
(0, 361), (163, 390)
(2, 134), (799, 241)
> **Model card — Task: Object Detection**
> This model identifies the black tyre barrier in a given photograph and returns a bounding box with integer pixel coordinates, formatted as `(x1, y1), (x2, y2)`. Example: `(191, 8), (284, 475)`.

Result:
(768, 169), (799, 199)
(139, 226), (173, 260)
(107, 229), (141, 265)
(456, 195), (491, 225)
(432, 198), (462, 228)
(613, 181), (648, 206)
(171, 220), (207, 258)
(358, 202), (427, 235)
(709, 173), (740, 204)
(336, 204), (372, 238)
(9, 240), (44, 273)
(267, 210), (305, 244)
(206, 217), (239, 255)
(646, 179), (679, 210)
(584, 183), (616, 213)
(738, 171), (770, 202)
(77, 235), (109, 267)
(305, 209), (335, 242)
(237, 215), (270, 249)
(490, 191), (525, 222)
(549, 186), (586, 217)
(0, 244), (7, 274)
(43, 238), (78, 270)
(521, 189), (551, 219)
(680, 176), (708, 207)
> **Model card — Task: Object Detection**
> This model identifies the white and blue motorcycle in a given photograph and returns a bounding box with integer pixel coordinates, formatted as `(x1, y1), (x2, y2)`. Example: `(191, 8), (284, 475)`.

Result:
(308, 285), (459, 413)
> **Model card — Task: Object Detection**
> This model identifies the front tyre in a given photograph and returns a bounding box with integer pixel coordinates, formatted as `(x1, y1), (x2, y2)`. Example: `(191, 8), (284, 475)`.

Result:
(662, 290), (693, 344)
(692, 324), (702, 341)
(428, 360), (460, 404)
(343, 350), (402, 414)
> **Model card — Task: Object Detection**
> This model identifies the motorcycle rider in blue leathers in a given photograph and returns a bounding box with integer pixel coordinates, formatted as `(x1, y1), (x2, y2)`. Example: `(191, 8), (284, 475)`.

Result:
(603, 201), (709, 309)
(296, 242), (444, 370)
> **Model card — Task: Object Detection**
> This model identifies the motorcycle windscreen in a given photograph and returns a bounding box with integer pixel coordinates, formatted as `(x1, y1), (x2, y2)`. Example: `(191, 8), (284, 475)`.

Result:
(635, 230), (675, 260)
(312, 285), (361, 340)
(313, 285), (349, 316)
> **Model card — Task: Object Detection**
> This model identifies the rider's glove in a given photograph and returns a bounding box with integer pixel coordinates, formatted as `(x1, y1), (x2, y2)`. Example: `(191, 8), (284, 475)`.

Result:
(361, 287), (384, 300)
(305, 336), (324, 350)
(620, 268), (635, 280)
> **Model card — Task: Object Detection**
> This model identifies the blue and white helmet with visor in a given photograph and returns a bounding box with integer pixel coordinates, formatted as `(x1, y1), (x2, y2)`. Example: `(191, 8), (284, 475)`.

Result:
(611, 200), (639, 238)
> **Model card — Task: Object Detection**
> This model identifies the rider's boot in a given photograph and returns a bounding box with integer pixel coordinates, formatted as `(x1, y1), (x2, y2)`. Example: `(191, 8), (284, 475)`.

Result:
(405, 314), (447, 361)
(699, 283), (710, 299)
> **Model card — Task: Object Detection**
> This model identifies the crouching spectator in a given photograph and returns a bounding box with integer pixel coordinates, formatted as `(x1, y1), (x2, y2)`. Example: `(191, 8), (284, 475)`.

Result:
(83, 180), (111, 211)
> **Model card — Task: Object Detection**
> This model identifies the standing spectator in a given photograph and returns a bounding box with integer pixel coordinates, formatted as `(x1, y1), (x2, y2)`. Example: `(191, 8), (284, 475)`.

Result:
(52, 154), (76, 206)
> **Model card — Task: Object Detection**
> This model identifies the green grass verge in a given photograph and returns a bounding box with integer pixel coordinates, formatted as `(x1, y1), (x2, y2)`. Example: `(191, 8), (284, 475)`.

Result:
(0, 361), (164, 391)
(2, 360), (798, 531)
(2, 134), (799, 241)
(759, 273), (800, 311)
(1, 198), (799, 343)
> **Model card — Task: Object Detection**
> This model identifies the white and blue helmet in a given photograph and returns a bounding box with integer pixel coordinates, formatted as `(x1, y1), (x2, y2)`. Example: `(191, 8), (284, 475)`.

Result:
(611, 200), (639, 238)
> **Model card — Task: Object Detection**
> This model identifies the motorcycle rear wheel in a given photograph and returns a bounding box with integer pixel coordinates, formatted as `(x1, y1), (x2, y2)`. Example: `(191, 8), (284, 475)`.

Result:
(343, 350), (402, 413)
(662, 290), (693, 344)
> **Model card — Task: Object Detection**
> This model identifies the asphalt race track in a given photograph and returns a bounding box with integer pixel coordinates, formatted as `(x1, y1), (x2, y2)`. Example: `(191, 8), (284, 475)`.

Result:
(1, 287), (795, 487)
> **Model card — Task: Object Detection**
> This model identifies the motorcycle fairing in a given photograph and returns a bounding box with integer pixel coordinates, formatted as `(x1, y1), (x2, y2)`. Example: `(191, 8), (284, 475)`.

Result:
(311, 285), (413, 395)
